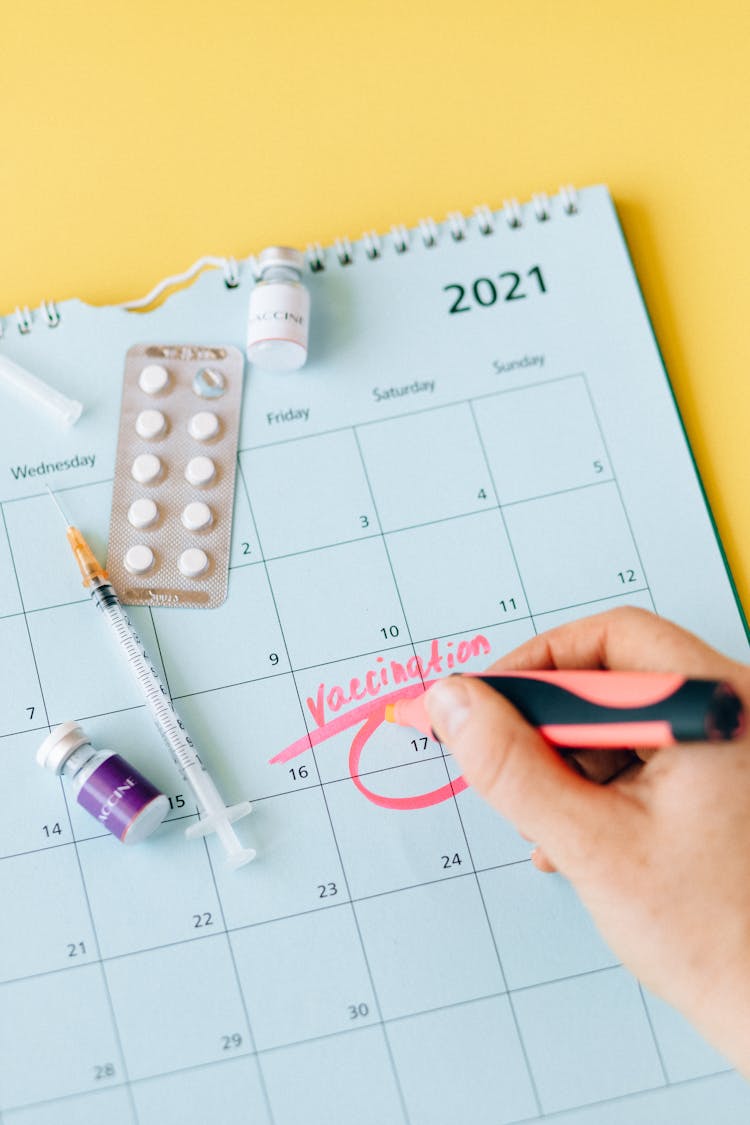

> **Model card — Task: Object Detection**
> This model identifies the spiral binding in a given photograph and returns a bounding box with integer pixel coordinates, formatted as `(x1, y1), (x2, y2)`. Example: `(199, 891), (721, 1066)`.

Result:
(0, 185), (578, 335)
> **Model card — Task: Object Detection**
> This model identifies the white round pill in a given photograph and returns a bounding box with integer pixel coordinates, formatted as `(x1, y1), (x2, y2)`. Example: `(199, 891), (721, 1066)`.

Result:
(128, 497), (159, 529)
(181, 501), (213, 531)
(178, 548), (209, 578)
(138, 364), (170, 396)
(124, 544), (155, 575)
(188, 411), (220, 442)
(131, 453), (162, 484)
(135, 409), (166, 440)
(185, 456), (216, 487)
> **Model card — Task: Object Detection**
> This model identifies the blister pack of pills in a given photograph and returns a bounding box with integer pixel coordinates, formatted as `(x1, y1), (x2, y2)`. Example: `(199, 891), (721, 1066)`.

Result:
(106, 343), (245, 609)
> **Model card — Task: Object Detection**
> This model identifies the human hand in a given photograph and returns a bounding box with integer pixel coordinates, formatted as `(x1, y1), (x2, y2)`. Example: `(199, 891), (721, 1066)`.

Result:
(425, 607), (750, 1075)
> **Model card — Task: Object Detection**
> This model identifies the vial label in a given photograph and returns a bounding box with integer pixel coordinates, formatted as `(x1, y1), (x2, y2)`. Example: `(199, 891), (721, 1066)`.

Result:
(247, 282), (310, 371)
(76, 754), (165, 842)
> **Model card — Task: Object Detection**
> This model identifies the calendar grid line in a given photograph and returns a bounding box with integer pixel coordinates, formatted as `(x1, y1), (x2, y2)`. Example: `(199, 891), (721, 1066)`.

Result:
(200, 838), (278, 1125)
(578, 376), (666, 1069)
(351, 424), (546, 1116)
(467, 399), (539, 638)
(637, 978), (671, 1084)
(581, 374), (657, 614)
(142, 603), (277, 1124)
(0, 502), (141, 1125)
(236, 455), (413, 1125)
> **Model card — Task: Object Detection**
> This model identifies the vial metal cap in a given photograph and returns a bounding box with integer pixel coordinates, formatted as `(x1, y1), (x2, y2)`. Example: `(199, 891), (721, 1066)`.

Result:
(37, 721), (90, 773)
(257, 246), (304, 276)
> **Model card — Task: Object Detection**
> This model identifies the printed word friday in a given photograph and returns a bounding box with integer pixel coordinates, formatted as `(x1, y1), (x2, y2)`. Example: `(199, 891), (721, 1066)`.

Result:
(306, 634), (491, 729)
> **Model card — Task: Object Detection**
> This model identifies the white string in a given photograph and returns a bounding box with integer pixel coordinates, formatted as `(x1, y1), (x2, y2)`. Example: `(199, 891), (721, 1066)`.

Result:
(118, 256), (237, 311)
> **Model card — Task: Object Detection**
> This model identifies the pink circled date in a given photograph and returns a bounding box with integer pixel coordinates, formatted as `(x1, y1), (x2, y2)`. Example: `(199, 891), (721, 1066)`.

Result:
(269, 680), (468, 810)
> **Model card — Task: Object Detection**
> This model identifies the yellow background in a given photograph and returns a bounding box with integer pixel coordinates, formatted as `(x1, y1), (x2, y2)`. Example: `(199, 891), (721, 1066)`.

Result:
(2, 1), (749, 613)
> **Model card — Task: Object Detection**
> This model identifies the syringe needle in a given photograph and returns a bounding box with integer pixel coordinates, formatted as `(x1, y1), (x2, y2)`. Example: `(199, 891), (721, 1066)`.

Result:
(45, 484), (73, 526)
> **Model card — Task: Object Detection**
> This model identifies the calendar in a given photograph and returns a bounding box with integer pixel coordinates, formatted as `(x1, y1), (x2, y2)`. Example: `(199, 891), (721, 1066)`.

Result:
(1, 185), (749, 1124)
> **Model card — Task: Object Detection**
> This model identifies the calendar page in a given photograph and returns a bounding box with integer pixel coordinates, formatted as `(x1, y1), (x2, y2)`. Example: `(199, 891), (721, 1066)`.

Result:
(1, 186), (749, 1125)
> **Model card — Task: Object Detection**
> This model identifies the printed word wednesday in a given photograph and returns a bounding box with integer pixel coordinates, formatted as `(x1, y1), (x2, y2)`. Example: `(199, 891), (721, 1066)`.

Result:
(306, 634), (491, 728)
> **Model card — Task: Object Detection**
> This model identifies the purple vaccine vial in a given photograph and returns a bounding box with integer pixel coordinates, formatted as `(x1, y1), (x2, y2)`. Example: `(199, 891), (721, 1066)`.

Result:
(37, 722), (169, 844)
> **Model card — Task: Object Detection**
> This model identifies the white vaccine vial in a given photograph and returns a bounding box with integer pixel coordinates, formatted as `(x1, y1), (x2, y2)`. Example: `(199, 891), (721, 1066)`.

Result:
(246, 247), (310, 372)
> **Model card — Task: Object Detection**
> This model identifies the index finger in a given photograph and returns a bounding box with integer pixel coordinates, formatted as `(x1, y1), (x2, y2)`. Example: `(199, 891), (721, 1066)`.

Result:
(488, 606), (739, 677)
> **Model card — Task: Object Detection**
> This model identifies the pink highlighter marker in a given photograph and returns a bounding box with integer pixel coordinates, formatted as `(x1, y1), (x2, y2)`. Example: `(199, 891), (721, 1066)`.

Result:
(384, 671), (745, 748)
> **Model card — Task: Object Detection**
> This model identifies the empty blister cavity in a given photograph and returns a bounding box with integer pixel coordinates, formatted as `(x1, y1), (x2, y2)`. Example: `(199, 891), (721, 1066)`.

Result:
(182, 501), (213, 531)
(185, 455), (216, 487)
(107, 344), (245, 608)
(132, 452), (162, 484)
(188, 411), (220, 441)
(128, 497), (159, 529)
(136, 408), (167, 439)
(193, 366), (226, 399)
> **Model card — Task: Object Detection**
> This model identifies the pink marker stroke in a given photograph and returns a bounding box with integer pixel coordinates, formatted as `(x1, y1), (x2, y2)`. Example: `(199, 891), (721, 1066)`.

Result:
(269, 680), (468, 811)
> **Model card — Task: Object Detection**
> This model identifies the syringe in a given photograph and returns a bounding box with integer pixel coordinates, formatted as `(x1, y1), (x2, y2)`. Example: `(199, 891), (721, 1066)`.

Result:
(47, 489), (256, 868)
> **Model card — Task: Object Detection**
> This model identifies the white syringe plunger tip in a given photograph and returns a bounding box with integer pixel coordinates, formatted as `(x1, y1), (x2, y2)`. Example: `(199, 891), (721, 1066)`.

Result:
(184, 798), (256, 868)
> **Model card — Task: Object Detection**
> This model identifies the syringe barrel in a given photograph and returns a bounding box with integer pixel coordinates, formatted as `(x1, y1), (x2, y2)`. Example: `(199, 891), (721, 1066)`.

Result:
(0, 354), (83, 426)
(90, 581), (202, 777)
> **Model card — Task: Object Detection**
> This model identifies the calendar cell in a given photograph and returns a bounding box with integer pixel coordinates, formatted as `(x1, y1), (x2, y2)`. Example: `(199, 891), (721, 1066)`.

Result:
(534, 587), (655, 632)
(133, 1057), (270, 1125)
(241, 430), (375, 558)
(106, 939), (250, 1080)
(0, 730), (71, 856)
(356, 878), (503, 1019)
(503, 482), (645, 615)
(324, 758), (467, 898)
(177, 673), (318, 802)
(386, 510), (529, 641)
(77, 819), (220, 958)
(0, 617), (45, 738)
(2, 484), (111, 614)
(357, 403), (494, 530)
(268, 537), (406, 667)
(0, 964), (123, 1107)
(26, 602), (164, 724)
(479, 863), (618, 989)
(152, 564), (289, 697)
(513, 967), (664, 1113)
(455, 785), (530, 871)
(0, 846), (96, 982)
(4, 1087), (133, 1125)
(207, 787), (347, 929)
(388, 996), (537, 1125)
(642, 990), (730, 1082)
(261, 1027), (404, 1125)
(472, 377), (610, 505)
(549, 1076), (750, 1124)
(231, 906), (375, 1050)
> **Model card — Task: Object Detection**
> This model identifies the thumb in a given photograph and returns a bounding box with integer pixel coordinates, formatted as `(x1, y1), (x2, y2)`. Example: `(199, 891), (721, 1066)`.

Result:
(426, 676), (623, 871)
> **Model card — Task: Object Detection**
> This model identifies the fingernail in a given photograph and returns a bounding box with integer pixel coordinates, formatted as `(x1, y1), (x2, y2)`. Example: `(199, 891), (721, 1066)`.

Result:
(425, 677), (471, 742)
